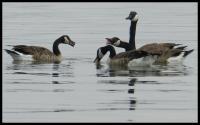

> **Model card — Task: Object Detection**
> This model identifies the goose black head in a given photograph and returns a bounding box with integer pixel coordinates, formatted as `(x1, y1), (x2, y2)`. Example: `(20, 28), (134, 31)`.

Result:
(105, 37), (121, 47)
(94, 47), (106, 64)
(60, 35), (75, 47)
(94, 45), (116, 64)
(126, 11), (139, 22)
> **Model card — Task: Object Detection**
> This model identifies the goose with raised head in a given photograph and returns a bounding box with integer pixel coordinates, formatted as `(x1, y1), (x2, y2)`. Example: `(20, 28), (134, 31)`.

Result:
(106, 11), (194, 64)
(105, 11), (138, 51)
(94, 45), (159, 66)
(5, 35), (75, 63)
(126, 11), (138, 51)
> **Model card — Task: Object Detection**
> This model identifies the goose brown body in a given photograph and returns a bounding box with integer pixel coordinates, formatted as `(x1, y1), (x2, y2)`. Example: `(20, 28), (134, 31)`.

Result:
(5, 35), (75, 63)
(94, 45), (156, 66)
(12, 45), (61, 62)
(138, 43), (194, 64)
(106, 38), (193, 65)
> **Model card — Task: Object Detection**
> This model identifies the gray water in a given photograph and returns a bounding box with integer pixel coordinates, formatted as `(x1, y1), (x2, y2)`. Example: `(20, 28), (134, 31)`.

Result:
(2, 3), (198, 123)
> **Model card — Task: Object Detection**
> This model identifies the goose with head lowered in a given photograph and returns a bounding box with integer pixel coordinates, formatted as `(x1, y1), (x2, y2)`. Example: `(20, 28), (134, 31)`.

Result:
(106, 11), (194, 64)
(94, 45), (159, 67)
(4, 35), (75, 63)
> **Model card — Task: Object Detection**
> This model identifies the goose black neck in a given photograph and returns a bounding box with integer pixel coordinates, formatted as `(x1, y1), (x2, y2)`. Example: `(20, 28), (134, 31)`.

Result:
(118, 41), (133, 52)
(53, 39), (61, 56)
(129, 21), (137, 50)
(101, 45), (116, 58)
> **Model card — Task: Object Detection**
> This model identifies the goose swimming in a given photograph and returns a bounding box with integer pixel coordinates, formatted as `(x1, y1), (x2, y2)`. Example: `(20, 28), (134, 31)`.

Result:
(94, 45), (159, 66)
(106, 11), (194, 64)
(106, 37), (193, 64)
(5, 35), (75, 63)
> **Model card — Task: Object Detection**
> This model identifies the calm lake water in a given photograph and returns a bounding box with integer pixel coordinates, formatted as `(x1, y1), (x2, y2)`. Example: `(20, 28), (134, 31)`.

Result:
(2, 2), (198, 123)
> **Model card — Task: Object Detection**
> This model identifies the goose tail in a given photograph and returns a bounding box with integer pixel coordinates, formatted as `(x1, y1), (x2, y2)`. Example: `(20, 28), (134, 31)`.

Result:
(4, 49), (21, 60)
(167, 49), (194, 64)
(175, 46), (187, 50)
(4, 49), (33, 61)
(183, 49), (194, 57)
(4, 49), (19, 55)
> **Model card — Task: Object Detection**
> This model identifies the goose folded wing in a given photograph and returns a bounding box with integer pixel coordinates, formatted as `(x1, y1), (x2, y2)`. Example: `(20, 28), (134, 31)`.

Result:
(112, 50), (151, 61)
(13, 45), (53, 55)
(137, 43), (177, 55)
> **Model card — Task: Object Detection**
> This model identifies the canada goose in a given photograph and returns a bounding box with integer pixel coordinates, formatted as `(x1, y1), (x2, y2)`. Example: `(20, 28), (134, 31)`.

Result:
(94, 45), (159, 66)
(106, 37), (194, 64)
(106, 11), (194, 64)
(4, 35), (75, 63)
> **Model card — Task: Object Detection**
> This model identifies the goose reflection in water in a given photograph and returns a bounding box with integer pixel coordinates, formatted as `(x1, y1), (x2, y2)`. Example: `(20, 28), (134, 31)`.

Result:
(51, 62), (75, 84)
(95, 61), (190, 77)
(128, 78), (137, 110)
(7, 60), (75, 85)
(97, 78), (137, 111)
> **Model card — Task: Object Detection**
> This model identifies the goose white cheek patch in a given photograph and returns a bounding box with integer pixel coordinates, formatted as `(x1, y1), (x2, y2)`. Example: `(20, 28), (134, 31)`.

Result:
(98, 49), (104, 59)
(64, 37), (69, 44)
(114, 40), (121, 46)
(132, 14), (139, 21)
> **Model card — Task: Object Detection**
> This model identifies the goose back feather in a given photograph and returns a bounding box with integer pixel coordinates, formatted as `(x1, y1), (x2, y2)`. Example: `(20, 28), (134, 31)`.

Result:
(5, 35), (75, 62)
